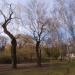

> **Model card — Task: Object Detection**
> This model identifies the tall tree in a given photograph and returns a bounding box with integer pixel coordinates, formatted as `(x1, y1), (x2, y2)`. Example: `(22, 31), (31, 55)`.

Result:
(55, 0), (75, 43)
(55, 0), (75, 58)
(25, 0), (48, 66)
(0, 4), (17, 68)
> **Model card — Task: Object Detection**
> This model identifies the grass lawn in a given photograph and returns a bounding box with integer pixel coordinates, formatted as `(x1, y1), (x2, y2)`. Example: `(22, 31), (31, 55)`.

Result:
(0, 62), (75, 75)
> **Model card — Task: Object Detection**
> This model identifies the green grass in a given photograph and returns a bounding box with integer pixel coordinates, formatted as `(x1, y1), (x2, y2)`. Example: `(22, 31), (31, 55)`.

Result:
(0, 62), (75, 75)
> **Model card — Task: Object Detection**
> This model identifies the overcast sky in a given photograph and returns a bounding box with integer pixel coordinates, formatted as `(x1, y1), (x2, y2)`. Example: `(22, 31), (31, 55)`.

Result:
(6, 0), (54, 8)
(0, 0), (54, 36)
(0, 0), (73, 42)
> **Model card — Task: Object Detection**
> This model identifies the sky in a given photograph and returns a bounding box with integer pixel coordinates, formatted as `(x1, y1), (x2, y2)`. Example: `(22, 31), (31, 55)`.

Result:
(6, 0), (53, 6)
(7, 0), (30, 5)
(0, 0), (73, 44)
(0, 0), (54, 37)
(1, 0), (70, 43)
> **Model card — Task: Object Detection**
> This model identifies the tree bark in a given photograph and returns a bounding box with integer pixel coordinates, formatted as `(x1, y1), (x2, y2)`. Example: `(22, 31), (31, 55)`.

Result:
(2, 25), (17, 69)
(36, 41), (41, 67)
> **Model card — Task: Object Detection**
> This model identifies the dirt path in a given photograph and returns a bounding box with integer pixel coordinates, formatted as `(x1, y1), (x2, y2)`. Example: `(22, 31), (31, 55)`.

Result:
(0, 63), (37, 72)
(0, 64), (12, 72)
(0, 63), (50, 72)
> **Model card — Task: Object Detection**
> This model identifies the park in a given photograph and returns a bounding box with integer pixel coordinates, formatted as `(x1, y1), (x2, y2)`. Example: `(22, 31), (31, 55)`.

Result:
(0, 0), (75, 75)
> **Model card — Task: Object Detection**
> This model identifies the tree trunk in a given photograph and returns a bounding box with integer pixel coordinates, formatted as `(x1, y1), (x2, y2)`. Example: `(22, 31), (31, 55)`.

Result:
(11, 38), (17, 68)
(2, 25), (17, 69)
(36, 41), (41, 67)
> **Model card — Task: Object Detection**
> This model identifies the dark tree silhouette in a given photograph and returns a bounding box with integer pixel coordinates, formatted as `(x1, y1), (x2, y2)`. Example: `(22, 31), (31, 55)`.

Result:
(0, 5), (17, 68)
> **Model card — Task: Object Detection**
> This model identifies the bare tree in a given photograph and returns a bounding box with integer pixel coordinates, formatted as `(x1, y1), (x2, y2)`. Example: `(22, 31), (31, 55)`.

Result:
(55, 0), (75, 42)
(25, 0), (49, 66)
(54, 0), (75, 60)
(0, 4), (17, 68)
